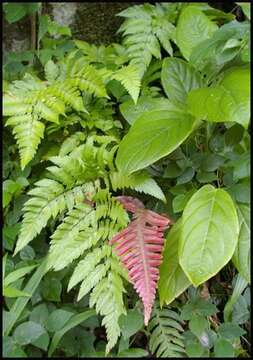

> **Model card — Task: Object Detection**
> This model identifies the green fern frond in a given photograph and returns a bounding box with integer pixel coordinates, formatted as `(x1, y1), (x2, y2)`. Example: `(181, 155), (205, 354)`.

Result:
(6, 113), (45, 170)
(148, 302), (185, 357)
(110, 170), (166, 202)
(111, 65), (141, 104)
(46, 188), (129, 353)
(118, 3), (178, 77)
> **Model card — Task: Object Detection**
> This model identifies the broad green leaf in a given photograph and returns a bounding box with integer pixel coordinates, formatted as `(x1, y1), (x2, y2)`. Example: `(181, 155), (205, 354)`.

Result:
(161, 58), (204, 105)
(158, 220), (190, 306)
(187, 66), (250, 128)
(176, 6), (218, 60)
(116, 109), (195, 174)
(29, 304), (49, 327)
(181, 298), (217, 320)
(214, 338), (234, 357)
(120, 96), (176, 125)
(189, 314), (208, 338)
(3, 3), (39, 23)
(218, 323), (246, 340)
(13, 321), (45, 345)
(41, 276), (62, 302)
(172, 189), (197, 213)
(48, 309), (96, 356)
(179, 185), (239, 286)
(232, 204), (250, 283)
(119, 308), (143, 340)
(32, 332), (50, 351)
(46, 309), (74, 332)
(3, 286), (30, 298)
(185, 342), (204, 357)
(4, 265), (37, 287)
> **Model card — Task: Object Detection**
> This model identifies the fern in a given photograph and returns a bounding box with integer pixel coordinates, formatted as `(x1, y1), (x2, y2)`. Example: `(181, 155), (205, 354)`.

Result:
(111, 64), (141, 104)
(3, 58), (108, 169)
(110, 196), (170, 325)
(110, 170), (166, 202)
(148, 301), (186, 357)
(47, 189), (129, 353)
(118, 3), (178, 77)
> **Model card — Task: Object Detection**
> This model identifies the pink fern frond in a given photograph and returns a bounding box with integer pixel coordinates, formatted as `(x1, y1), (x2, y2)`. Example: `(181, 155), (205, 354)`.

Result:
(110, 196), (171, 325)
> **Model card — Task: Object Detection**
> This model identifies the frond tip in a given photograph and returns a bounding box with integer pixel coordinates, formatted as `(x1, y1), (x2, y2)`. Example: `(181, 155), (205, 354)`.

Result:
(110, 196), (170, 325)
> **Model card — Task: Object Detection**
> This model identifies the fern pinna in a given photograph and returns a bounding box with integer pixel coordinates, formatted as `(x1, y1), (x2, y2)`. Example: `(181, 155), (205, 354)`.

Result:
(110, 196), (170, 325)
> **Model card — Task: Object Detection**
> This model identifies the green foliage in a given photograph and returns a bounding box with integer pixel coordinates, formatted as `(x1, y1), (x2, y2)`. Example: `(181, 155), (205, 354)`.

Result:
(3, 2), (250, 358)
(148, 302), (185, 357)
(179, 185), (239, 286)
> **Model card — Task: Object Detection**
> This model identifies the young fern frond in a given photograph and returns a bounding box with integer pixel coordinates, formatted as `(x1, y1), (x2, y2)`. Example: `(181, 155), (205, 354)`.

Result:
(110, 196), (170, 325)
(118, 3), (177, 77)
(3, 60), (108, 169)
(148, 302), (186, 357)
(111, 64), (141, 104)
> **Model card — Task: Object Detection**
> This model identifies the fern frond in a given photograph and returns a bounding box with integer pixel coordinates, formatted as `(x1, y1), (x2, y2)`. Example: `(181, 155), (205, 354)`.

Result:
(14, 179), (94, 255)
(44, 188), (129, 353)
(110, 196), (170, 325)
(6, 113), (45, 170)
(110, 170), (166, 202)
(47, 203), (97, 271)
(118, 3), (178, 77)
(148, 302), (185, 357)
(111, 65), (141, 104)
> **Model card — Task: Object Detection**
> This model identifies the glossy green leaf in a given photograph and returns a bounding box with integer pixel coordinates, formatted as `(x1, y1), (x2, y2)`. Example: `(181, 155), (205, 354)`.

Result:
(158, 220), (190, 306)
(187, 66), (250, 128)
(48, 309), (96, 356)
(161, 57), (204, 105)
(176, 6), (218, 60)
(232, 204), (250, 283)
(120, 96), (176, 125)
(116, 109), (195, 174)
(179, 185), (239, 286)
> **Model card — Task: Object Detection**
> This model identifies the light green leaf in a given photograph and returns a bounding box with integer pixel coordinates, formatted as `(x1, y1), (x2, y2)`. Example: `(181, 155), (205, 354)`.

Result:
(120, 96), (176, 125)
(176, 6), (218, 60)
(44, 60), (59, 82)
(232, 204), (250, 283)
(3, 286), (30, 298)
(4, 265), (37, 287)
(116, 109), (195, 174)
(48, 310), (96, 356)
(179, 185), (239, 286)
(158, 220), (190, 306)
(161, 57), (204, 105)
(187, 66), (250, 128)
(13, 321), (45, 345)
(112, 65), (141, 104)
